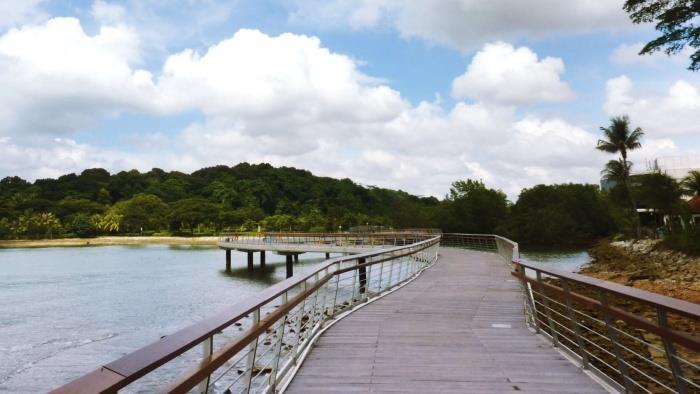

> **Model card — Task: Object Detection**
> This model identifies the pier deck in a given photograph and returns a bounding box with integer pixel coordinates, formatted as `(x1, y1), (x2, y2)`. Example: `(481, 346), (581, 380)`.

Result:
(286, 248), (607, 393)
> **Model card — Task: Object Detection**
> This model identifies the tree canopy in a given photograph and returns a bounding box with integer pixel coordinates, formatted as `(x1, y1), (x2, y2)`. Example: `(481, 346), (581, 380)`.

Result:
(623, 0), (700, 71)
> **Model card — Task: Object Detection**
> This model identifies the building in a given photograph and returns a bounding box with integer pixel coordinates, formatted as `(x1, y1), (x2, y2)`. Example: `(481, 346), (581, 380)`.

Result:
(635, 154), (700, 181)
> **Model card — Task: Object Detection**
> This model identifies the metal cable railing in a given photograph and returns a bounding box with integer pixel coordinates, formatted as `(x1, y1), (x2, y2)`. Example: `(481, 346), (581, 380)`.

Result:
(52, 234), (441, 393)
(443, 233), (700, 394)
(218, 231), (433, 248)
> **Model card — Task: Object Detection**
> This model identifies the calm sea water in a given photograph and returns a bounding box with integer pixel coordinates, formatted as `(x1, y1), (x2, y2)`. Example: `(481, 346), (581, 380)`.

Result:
(0, 244), (589, 392)
(0, 245), (327, 392)
(520, 248), (591, 272)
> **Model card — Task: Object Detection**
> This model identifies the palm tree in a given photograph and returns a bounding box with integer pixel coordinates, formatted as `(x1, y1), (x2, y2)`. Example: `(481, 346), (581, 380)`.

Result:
(597, 115), (644, 171)
(597, 115), (644, 236)
(681, 170), (700, 196)
(601, 159), (632, 184)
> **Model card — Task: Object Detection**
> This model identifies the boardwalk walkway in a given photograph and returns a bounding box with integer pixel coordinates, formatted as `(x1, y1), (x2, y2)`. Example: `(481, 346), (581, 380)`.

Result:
(286, 248), (607, 393)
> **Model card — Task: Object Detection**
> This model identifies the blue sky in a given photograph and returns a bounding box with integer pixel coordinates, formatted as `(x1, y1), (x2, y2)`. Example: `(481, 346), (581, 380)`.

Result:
(0, 1), (698, 198)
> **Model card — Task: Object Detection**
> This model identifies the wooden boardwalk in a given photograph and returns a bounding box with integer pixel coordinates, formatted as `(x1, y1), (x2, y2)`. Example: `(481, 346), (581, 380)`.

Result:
(285, 248), (607, 393)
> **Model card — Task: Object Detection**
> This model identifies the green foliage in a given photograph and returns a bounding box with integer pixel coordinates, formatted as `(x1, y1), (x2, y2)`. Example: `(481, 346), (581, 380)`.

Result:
(17, 212), (62, 239)
(624, 0), (700, 71)
(681, 170), (700, 196)
(497, 184), (613, 246)
(69, 213), (98, 238)
(114, 194), (169, 232)
(169, 198), (220, 232)
(659, 227), (700, 256)
(634, 172), (684, 217)
(440, 180), (508, 233)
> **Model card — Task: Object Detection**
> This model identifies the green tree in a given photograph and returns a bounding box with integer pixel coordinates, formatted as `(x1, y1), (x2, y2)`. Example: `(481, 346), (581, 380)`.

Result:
(624, 0), (700, 71)
(597, 115), (644, 236)
(69, 213), (98, 238)
(497, 184), (612, 246)
(681, 169), (700, 196)
(635, 172), (685, 225)
(0, 218), (14, 239)
(95, 210), (122, 233)
(169, 198), (220, 232)
(114, 194), (168, 232)
(440, 180), (508, 233)
(17, 212), (62, 239)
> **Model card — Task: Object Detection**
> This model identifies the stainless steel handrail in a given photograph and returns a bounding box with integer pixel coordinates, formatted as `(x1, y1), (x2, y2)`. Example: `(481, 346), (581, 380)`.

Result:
(53, 234), (441, 393)
(444, 233), (699, 394)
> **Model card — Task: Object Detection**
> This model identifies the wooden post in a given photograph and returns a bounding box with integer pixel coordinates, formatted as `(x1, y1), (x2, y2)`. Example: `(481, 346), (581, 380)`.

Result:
(325, 252), (330, 259)
(286, 254), (293, 278)
(247, 252), (254, 272)
(225, 249), (231, 272)
(358, 257), (367, 294)
(260, 251), (266, 267)
(293, 254), (299, 264)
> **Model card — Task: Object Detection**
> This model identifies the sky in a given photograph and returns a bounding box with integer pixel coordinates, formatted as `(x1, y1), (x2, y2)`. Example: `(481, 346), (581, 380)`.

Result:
(0, 0), (699, 200)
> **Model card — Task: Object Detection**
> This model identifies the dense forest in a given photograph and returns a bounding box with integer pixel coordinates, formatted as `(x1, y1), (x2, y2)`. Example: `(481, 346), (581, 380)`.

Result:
(2, 160), (693, 247)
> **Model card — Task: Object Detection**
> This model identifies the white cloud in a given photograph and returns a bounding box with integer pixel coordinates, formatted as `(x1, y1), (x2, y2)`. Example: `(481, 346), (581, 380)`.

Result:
(288, 0), (629, 51)
(452, 42), (573, 106)
(156, 29), (407, 126)
(90, 1), (127, 25)
(611, 42), (695, 67)
(0, 17), (155, 135)
(0, 0), (46, 29)
(604, 75), (700, 136)
(0, 18), (614, 198)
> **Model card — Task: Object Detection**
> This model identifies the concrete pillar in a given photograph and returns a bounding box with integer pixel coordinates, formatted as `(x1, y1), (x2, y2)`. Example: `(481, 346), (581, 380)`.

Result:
(358, 257), (367, 294)
(293, 254), (299, 264)
(286, 254), (293, 278)
(325, 252), (330, 259)
(225, 249), (231, 271)
(260, 251), (266, 267)
(247, 252), (254, 272)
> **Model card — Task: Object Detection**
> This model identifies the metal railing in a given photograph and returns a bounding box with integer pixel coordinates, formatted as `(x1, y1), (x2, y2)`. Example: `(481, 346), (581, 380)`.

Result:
(444, 233), (700, 394)
(53, 234), (441, 393)
(218, 232), (433, 248)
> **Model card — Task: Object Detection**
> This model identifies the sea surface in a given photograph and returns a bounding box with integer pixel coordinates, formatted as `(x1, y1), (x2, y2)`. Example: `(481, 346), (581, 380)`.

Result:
(0, 244), (589, 392)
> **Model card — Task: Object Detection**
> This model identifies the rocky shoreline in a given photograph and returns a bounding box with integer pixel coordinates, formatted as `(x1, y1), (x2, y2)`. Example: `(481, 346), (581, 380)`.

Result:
(581, 239), (700, 304)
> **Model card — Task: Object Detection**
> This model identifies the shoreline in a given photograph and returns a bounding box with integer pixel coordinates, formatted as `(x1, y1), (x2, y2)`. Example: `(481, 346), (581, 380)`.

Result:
(0, 236), (219, 249)
(580, 239), (700, 304)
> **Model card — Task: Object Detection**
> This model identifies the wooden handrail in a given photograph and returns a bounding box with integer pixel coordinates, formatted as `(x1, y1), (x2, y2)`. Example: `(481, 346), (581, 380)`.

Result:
(514, 260), (700, 320)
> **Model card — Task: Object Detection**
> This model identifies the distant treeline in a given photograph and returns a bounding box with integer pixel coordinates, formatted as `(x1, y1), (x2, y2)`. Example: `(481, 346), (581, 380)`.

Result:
(0, 163), (614, 246)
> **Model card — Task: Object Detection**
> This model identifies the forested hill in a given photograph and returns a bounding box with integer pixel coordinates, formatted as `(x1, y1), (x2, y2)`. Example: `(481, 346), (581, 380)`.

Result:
(0, 163), (444, 238)
(0, 163), (615, 245)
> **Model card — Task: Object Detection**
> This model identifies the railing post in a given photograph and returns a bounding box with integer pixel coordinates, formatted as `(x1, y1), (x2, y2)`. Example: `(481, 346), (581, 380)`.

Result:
(562, 280), (589, 369)
(517, 265), (540, 334)
(292, 281), (307, 361)
(358, 258), (367, 295)
(197, 335), (214, 393)
(377, 260), (385, 292)
(331, 265), (341, 316)
(318, 269), (329, 324)
(536, 271), (560, 347)
(268, 292), (288, 391)
(657, 306), (687, 394)
(244, 308), (261, 393)
(598, 290), (633, 393)
(388, 259), (395, 288)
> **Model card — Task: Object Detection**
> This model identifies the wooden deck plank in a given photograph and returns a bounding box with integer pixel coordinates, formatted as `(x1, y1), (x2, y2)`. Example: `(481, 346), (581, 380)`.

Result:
(285, 248), (607, 393)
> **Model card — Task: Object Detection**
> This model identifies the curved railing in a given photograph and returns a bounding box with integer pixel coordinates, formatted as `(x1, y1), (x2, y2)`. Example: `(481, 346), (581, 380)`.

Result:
(53, 234), (441, 393)
(443, 233), (699, 394)
(218, 231), (434, 248)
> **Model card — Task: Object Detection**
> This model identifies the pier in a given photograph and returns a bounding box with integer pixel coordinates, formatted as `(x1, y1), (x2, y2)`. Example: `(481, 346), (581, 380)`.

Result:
(53, 233), (699, 393)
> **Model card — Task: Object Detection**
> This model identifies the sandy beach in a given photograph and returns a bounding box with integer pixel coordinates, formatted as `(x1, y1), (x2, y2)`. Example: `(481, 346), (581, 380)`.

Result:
(0, 236), (220, 248)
